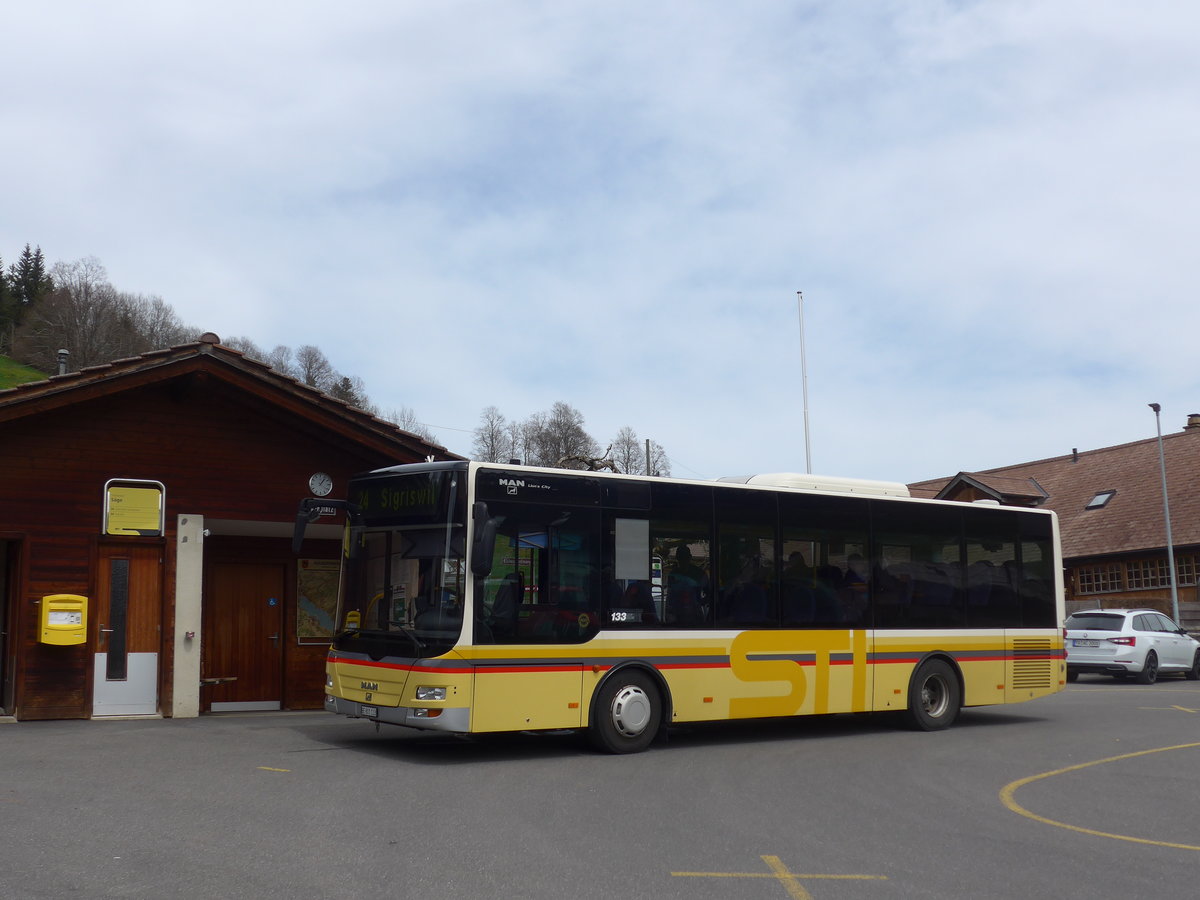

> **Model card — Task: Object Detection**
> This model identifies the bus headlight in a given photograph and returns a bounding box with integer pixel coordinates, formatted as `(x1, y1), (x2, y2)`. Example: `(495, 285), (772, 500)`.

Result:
(326, 673), (334, 688)
(415, 686), (446, 702)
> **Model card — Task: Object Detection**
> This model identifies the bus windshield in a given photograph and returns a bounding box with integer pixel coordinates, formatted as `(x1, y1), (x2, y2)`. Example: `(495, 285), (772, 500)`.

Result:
(334, 468), (466, 658)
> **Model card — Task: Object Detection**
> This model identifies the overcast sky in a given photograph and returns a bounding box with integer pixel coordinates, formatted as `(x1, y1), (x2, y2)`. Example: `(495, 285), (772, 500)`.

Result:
(5, 2), (1199, 484)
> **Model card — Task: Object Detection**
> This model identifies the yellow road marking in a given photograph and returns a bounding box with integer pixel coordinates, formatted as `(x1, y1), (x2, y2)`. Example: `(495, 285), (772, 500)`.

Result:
(672, 854), (887, 898)
(1001, 742), (1200, 851)
(257, 766), (291, 773)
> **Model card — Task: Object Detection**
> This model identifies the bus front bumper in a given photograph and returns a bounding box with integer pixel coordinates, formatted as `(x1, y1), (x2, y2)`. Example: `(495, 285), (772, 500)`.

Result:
(324, 695), (471, 733)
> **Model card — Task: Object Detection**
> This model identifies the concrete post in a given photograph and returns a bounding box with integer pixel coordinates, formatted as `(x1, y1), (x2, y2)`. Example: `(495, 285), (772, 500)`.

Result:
(172, 514), (205, 718)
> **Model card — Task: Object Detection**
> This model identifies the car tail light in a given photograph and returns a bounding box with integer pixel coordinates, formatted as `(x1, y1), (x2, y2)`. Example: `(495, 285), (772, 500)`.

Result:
(1108, 636), (1137, 646)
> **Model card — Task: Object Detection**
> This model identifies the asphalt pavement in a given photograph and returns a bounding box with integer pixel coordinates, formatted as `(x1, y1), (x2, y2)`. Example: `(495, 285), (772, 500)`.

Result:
(2, 678), (1199, 899)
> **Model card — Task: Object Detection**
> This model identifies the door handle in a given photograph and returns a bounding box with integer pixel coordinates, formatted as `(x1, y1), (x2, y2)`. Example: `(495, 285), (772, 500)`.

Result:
(268, 633), (279, 647)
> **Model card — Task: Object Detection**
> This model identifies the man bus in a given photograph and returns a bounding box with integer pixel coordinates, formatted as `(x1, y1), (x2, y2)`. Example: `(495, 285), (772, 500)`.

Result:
(299, 461), (1063, 753)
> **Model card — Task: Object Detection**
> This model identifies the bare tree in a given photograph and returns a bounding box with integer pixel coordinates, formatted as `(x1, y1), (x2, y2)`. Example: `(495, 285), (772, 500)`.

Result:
(647, 440), (671, 477)
(527, 401), (599, 469)
(559, 444), (619, 472)
(124, 294), (195, 349)
(506, 416), (538, 466)
(295, 344), (336, 391)
(382, 405), (437, 443)
(611, 426), (642, 475)
(472, 405), (510, 462)
(15, 258), (123, 370)
(224, 335), (265, 359)
(264, 344), (296, 377)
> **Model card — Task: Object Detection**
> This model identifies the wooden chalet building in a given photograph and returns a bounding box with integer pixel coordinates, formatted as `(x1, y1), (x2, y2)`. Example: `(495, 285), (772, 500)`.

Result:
(0, 334), (459, 721)
(910, 415), (1200, 630)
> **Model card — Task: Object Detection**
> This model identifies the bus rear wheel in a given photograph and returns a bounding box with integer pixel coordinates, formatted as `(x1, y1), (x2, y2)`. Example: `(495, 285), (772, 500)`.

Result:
(902, 659), (960, 731)
(589, 670), (662, 754)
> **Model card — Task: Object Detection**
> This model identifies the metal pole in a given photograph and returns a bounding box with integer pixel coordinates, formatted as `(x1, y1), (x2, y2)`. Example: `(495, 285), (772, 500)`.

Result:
(1149, 403), (1181, 622)
(796, 291), (812, 474)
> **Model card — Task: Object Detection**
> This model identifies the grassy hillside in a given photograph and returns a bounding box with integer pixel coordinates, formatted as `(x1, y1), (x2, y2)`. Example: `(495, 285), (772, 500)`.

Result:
(0, 355), (48, 389)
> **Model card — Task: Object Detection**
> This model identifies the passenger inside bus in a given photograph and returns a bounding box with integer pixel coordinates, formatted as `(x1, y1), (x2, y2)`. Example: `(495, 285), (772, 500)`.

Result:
(781, 551), (815, 625)
(666, 545), (706, 625)
(719, 554), (770, 625)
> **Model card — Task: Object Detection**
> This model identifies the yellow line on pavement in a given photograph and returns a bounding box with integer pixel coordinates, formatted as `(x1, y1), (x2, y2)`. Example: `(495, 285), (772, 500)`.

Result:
(1000, 743), (1200, 851)
(672, 854), (887, 898)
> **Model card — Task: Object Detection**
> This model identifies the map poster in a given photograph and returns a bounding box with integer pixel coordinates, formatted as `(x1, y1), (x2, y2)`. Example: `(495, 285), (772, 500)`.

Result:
(297, 559), (340, 643)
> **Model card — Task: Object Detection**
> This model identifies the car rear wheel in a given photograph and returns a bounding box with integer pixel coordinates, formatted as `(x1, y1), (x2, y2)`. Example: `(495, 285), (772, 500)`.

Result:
(1186, 651), (1200, 681)
(1066, 670), (1078, 683)
(1136, 651), (1158, 685)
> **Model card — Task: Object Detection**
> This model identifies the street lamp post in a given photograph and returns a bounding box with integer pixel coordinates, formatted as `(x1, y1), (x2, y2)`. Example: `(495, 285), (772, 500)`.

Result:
(796, 291), (812, 474)
(1149, 403), (1181, 622)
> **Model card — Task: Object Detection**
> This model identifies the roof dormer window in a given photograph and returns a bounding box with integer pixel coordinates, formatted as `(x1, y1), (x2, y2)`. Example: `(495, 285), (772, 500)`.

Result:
(1085, 490), (1116, 509)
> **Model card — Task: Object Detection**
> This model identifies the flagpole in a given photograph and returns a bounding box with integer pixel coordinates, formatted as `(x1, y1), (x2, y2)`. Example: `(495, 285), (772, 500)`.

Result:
(797, 290), (812, 474)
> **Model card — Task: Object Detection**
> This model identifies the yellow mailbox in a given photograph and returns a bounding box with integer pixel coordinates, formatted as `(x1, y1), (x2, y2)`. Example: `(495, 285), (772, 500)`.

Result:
(40, 594), (88, 645)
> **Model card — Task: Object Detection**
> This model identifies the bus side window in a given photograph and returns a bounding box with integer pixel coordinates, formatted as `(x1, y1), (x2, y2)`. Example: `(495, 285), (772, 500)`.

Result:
(662, 541), (709, 626)
(608, 517), (658, 627)
(1019, 514), (1056, 627)
(779, 492), (869, 628)
(715, 487), (777, 627)
(964, 508), (1019, 628)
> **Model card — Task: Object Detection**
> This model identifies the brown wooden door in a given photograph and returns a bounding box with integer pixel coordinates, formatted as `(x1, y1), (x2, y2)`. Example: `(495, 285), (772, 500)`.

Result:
(203, 562), (284, 711)
(93, 544), (163, 716)
(0, 540), (14, 714)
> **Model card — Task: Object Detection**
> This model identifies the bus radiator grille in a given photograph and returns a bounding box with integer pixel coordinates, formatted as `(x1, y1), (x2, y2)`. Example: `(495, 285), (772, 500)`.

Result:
(1011, 638), (1054, 690)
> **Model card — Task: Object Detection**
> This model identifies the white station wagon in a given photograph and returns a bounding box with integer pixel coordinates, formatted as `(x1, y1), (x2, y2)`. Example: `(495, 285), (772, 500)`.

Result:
(1065, 608), (1200, 684)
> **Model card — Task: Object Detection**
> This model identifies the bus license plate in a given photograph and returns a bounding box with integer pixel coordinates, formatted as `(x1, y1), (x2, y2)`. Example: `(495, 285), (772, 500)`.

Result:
(360, 704), (378, 717)
(1073, 640), (1099, 647)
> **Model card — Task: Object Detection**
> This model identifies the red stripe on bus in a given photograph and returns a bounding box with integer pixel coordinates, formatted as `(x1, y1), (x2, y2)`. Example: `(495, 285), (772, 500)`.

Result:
(326, 656), (474, 675)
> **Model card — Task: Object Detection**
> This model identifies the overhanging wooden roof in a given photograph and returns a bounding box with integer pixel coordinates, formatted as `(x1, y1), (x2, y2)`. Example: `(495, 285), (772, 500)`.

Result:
(0, 335), (460, 463)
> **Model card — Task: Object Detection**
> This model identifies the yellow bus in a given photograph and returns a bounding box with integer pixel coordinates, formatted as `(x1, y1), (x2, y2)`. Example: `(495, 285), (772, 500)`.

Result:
(306, 461), (1064, 753)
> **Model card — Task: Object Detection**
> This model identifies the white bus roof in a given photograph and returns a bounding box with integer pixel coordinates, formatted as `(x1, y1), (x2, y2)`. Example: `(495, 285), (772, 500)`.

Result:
(717, 472), (911, 498)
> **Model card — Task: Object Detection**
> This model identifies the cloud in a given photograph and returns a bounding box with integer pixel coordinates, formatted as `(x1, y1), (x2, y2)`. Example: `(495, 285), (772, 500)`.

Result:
(4, 1), (1200, 483)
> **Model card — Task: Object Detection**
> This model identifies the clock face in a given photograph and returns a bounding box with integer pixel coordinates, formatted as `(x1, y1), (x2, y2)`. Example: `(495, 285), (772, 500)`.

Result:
(308, 472), (333, 497)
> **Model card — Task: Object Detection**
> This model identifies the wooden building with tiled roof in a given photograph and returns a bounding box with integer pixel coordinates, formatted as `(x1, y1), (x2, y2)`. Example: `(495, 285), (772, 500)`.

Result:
(0, 334), (460, 721)
(910, 414), (1200, 628)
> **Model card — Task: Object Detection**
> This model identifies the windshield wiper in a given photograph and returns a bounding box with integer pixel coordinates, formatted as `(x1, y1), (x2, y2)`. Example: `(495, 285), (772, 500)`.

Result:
(336, 626), (426, 659)
(387, 622), (427, 654)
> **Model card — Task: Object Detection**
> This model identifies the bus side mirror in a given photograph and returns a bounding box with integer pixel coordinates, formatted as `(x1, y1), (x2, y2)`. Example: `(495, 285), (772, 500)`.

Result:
(291, 498), (360, 555)
(471, 502), (501, 577)
(291, 499), (319, 555)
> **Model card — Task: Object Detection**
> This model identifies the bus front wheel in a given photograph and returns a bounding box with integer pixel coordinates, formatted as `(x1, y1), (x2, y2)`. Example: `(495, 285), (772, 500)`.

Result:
(902, 658), (960, 731)
(589, 670), (662, 754)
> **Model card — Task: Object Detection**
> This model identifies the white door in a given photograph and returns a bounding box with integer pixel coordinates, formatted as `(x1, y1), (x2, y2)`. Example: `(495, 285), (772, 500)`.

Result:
(93, 546), (161, 716)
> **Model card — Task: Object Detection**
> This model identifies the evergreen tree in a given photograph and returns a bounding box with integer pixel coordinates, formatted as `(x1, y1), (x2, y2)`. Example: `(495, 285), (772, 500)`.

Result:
(329, 375), (369, 409)
(8, 244), (53, 321)
(0, 253), (12, 351)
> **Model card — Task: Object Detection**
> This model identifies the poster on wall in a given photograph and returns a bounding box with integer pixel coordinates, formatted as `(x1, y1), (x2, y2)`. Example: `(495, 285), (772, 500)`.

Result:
(296, 559), (340, 643)
(103, 480), (165, 536)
